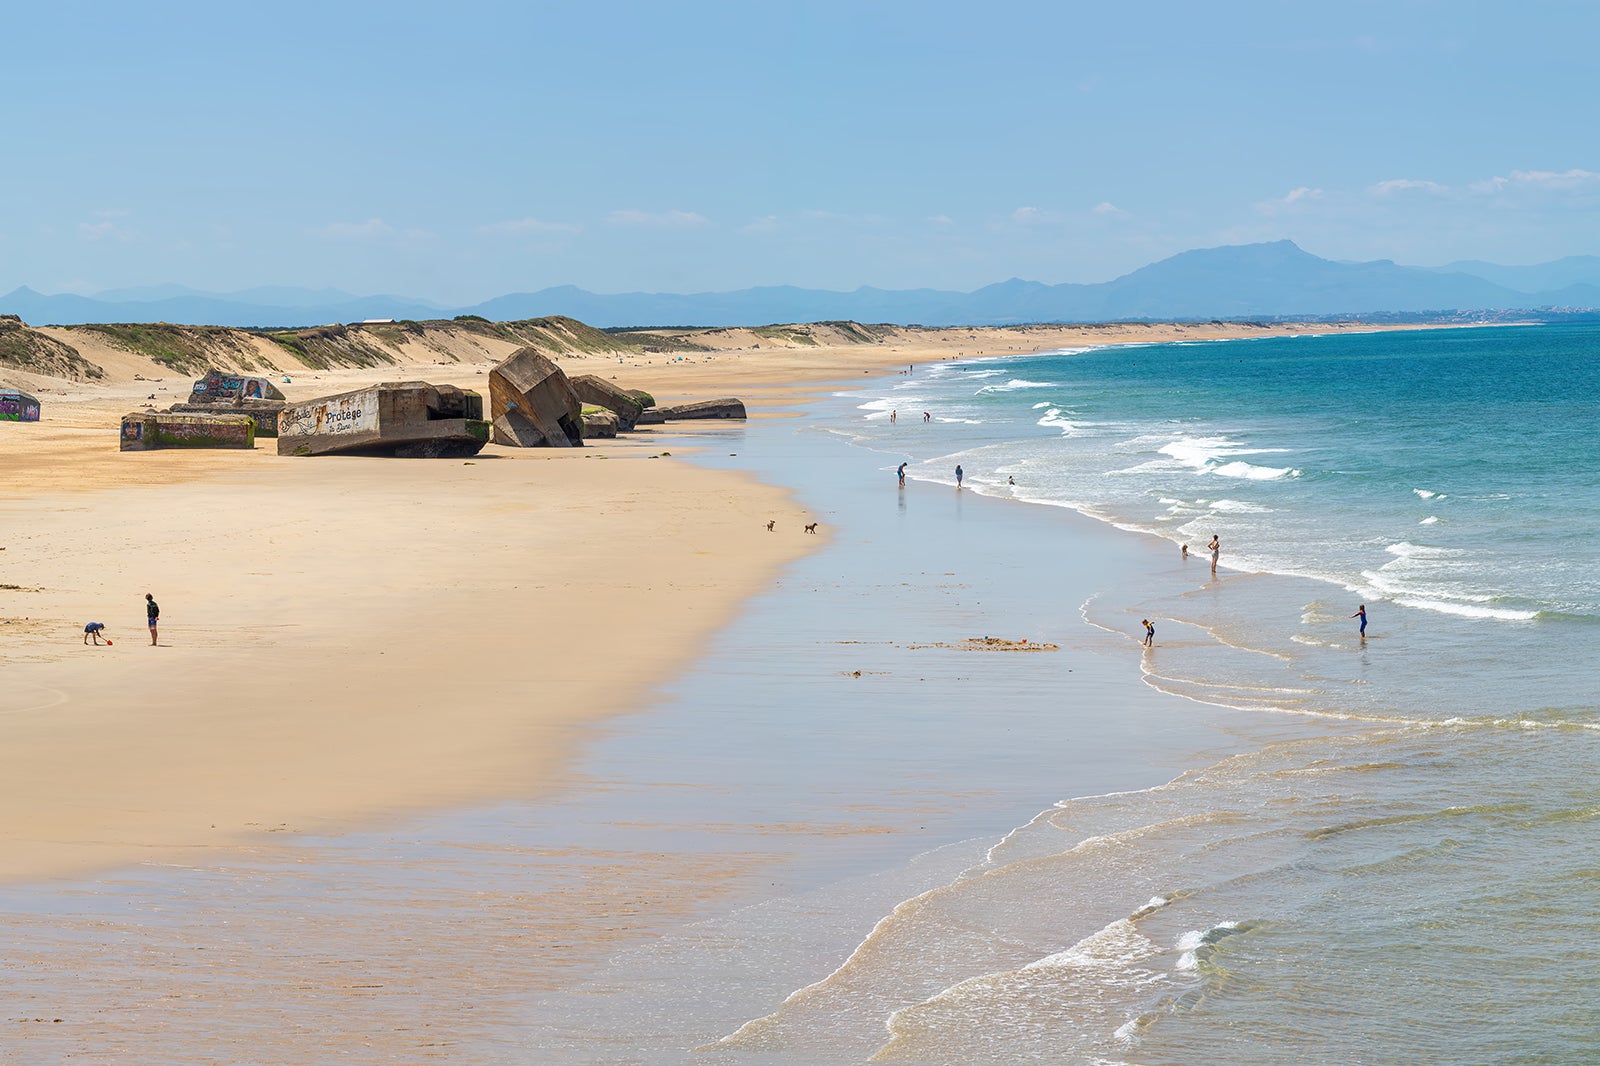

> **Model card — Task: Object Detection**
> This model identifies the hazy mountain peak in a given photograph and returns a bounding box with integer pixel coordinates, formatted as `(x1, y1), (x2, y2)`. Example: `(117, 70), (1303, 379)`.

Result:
(4, 241), (1598, 329)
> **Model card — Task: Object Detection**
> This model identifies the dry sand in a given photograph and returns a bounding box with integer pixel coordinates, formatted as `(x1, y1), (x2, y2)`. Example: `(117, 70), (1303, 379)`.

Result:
(0, 443), (813, 882)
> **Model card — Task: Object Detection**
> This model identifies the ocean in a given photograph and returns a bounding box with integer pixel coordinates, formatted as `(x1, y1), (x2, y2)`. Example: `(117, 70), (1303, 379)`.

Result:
(763, 323), (1600, 1063)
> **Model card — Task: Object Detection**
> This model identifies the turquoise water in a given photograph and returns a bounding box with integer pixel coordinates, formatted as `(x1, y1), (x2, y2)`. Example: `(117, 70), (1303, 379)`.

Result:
(864, 325), (1600, 724)
(758, 325), (1600, 1063)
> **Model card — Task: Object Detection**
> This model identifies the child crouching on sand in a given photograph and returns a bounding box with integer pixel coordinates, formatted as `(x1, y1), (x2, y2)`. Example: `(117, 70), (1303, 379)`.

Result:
(83, 622), (109, 645)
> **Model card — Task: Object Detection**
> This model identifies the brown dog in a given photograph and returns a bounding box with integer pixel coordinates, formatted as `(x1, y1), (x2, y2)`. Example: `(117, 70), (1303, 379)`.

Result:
(804, 522), (818, 534)
(766, 520), (775, 531)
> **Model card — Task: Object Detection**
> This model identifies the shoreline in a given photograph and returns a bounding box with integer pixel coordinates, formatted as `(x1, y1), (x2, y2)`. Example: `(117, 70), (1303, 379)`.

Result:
(3, 365), (1333, 1061)
(0, 324), (1403, 1058)
(502, 380), (1345, 1050)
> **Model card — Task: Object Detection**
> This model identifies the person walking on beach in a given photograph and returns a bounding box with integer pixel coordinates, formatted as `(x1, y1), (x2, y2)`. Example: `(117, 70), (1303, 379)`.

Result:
(955, 464), (964, 489)
(1208, 535), (1220, 573)
(897, 461), (907, 487)
(83, 622), (109, 645)
(923, 411), (930, 423)
(1352, 604), (1367, 640)
(1142, 619), (1155, 647)
(146, 592), (160, 646)
(890, 409), (897, 424)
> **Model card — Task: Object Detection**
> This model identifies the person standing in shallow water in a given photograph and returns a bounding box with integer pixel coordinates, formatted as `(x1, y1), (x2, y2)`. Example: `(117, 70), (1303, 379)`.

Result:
(955, 465), (963, 489)
(146, 592), (160, 645)
(1208, 535), (1220, 573)
(1142, 618), (1155, 647)
(1352, 604), (1367, 640)
(897, 462), (907, 487)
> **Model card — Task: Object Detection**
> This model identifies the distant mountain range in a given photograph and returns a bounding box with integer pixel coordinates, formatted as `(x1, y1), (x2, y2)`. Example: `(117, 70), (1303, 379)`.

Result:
(6, 241), (1600, 329)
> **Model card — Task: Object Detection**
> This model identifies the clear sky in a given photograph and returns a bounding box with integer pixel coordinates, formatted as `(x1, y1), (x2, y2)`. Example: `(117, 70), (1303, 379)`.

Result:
(4, 0), (1598, 302)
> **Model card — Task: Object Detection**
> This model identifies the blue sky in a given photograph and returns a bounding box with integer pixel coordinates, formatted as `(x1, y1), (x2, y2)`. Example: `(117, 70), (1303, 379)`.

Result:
(4, 0), (1598, 302)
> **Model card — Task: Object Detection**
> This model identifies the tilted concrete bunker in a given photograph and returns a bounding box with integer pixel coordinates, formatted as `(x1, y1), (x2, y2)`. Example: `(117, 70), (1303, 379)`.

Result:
(277, 382), (489, 457)
(570, 374), (650, 431)
(488, 348), (584, 447)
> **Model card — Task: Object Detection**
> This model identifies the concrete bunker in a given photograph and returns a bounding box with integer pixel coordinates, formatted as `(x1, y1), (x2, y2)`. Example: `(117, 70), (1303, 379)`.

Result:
(120, 412), (256, 450)
(187, 369), (286, 404)
(278, 381), (489, 458)
(570, 374), (651, 431)
(1, 389), (41, 422)
(173, 368), (287, 437)
(658, 398), (747, 420)
(488, 348), (584, 447)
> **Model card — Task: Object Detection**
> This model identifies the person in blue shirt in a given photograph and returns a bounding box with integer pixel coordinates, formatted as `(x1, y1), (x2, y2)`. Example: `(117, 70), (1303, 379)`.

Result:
(83, 622), (108, 645)
(1352, 604), (1367, 640)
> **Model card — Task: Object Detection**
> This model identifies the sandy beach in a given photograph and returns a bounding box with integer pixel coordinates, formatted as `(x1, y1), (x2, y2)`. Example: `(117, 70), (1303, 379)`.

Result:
(0, 318), (1403, 1059)
(2, 316), (1400, 878)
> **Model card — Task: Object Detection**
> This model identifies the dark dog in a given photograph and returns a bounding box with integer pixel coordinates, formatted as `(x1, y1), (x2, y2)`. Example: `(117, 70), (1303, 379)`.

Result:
(804, 522), (818, 534)
(766, 520), (775, 531)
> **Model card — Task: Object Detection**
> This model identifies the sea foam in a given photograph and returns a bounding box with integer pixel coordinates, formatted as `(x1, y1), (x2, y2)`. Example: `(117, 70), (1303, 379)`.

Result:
(977, 379), (1060, 394)
(1210, 460), (1300, 481)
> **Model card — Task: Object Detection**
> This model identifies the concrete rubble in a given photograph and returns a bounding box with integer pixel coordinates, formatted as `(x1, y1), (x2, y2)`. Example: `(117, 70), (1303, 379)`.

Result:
(580, 408), (619, 438)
